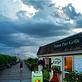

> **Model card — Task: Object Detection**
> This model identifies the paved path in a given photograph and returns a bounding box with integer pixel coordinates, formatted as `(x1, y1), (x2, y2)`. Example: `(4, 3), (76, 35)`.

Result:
(0, 62), (32, 82)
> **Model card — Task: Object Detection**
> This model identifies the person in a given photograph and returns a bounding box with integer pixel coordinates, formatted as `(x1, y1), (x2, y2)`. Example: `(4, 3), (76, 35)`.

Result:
(20, 61), (23, 72)
(38, 64), (43, 71)
(43, 67), (50, 82)
(49, 67), (60, 82)
(38, 59), (44, 71)
(19, 61), (23, 81)
(49, 68), (53, 82)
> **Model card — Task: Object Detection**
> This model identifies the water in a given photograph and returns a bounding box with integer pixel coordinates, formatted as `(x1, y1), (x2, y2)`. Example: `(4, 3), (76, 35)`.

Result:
(0, 80), (31, 82)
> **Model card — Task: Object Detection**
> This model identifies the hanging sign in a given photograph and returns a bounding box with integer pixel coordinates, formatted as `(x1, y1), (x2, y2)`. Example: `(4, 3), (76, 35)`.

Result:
(51, 56), (63, 71)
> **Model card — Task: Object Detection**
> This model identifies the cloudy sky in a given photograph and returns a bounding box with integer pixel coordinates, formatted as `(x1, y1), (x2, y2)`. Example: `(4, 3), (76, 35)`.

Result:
(0, 0), (82, 59)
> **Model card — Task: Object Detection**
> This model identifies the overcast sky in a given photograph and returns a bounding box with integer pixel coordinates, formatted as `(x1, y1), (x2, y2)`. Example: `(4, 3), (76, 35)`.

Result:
(0, 0), (82, 59)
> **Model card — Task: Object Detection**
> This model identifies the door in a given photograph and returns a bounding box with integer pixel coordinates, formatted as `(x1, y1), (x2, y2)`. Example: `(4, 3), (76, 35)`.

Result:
(64, 56), (73, 77)
(51, 56), (63, 82)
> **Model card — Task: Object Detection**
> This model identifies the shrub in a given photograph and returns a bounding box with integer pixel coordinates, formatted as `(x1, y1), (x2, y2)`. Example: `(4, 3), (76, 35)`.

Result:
(24, 58), (38, 71)
(63, 71), (82, 82)
(0, 54), (17, 70)
(43, 68), (50, 81)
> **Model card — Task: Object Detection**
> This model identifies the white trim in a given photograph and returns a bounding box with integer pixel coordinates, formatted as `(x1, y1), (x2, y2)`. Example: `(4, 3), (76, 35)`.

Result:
(38, 50), (82, 57)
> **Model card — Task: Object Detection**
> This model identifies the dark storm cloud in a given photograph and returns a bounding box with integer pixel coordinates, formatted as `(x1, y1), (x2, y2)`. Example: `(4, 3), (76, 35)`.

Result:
(19, 22), (71, 38)
(63, 4), (82, 29)
(75, 18), (82, 28)
(0, 17), (18, 47)
(0, 22), (18, 35)
(0, 35), (21, 47)
(0, 14), (71, 49)
(0, 19), (22, 47)
(63, 4), (81, 19)
(0, 16), (37, 47)
(22, 0), (50, 9)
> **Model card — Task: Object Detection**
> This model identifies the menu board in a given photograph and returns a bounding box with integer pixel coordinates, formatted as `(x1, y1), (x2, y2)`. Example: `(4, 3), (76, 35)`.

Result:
(32, 71), (43, 82)
(74, 55), (82, 72)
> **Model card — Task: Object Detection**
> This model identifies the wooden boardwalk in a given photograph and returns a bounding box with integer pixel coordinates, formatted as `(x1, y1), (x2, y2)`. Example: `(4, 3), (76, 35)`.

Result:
(0, 62), (32, 82)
